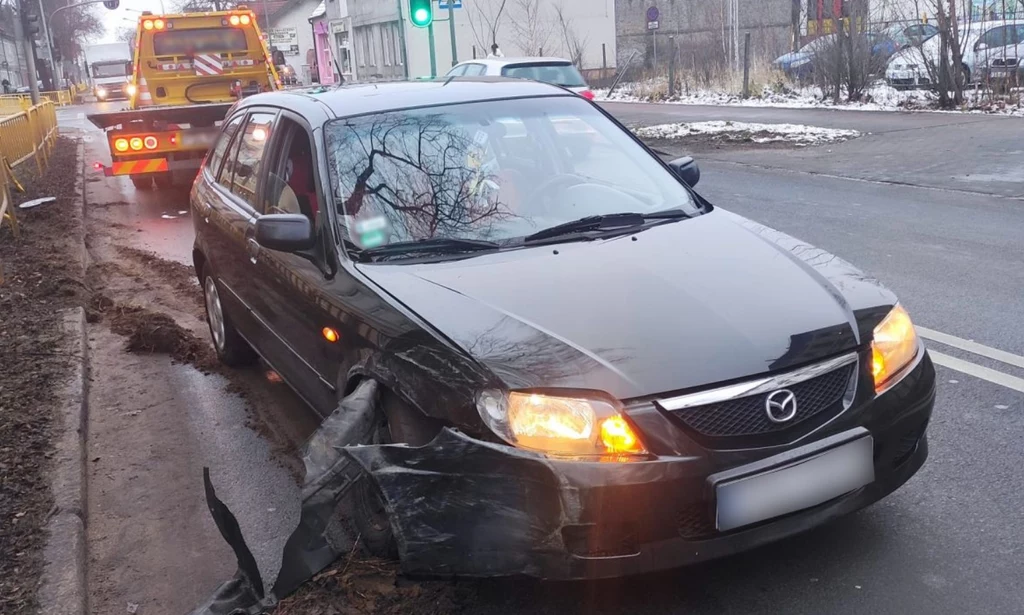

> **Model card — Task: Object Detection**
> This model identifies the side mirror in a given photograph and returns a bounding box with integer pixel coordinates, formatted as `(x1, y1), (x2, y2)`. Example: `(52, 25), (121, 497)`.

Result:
(668, 156), (701, 187)
(255, 214), (315, 252)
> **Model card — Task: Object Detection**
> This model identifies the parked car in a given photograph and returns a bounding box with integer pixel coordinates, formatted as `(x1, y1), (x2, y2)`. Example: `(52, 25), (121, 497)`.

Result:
(445, 57), (595, 99)
(978, 22), (1024, 87)
(886, 20), (1021, 89)
(191, 78), (935, 581)
(774, 33), (892, 80)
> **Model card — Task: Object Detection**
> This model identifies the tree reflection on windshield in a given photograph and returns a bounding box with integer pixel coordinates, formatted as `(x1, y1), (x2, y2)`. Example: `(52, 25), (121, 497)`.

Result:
(329, 111), (518, 247)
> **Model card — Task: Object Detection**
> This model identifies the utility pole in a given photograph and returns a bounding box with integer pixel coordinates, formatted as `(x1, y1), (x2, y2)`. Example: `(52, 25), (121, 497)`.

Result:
(18, 0), (42, 103)
(38, 0), (59, 87)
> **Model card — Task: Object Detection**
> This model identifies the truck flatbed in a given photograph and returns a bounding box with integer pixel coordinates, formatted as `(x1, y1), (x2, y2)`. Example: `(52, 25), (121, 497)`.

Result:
(87, 102), (234, 130)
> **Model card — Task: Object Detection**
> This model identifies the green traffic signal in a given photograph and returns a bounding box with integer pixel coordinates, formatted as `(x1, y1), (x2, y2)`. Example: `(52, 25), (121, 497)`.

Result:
(409, 0), (432, 27)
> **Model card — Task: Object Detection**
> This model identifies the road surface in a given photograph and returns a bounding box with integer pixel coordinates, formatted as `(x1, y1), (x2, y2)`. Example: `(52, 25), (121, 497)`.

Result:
(63, 100), (1024, 614)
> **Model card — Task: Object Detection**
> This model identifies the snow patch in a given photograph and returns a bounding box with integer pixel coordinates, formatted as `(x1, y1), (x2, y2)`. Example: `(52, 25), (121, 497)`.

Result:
(634, 121), (861, 145)
(596, 81), (1024, 116)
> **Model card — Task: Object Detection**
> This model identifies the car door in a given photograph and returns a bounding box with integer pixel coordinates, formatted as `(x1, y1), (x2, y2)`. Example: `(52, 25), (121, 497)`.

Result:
(249, 114), (339, 413)
(194, 112), (262, 336)
(210, 109), (280, 354)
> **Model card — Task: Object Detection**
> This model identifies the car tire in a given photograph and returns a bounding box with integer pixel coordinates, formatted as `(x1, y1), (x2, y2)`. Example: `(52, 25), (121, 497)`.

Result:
(349, 391), (441, 560)
(202, 273), (256, 367)
(351, 417), (400, 560)
(130, 175), (152, 190)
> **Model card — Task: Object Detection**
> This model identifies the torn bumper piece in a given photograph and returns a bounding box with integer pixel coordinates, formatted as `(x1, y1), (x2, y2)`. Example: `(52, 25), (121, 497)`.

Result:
(347, 426), (928, 581)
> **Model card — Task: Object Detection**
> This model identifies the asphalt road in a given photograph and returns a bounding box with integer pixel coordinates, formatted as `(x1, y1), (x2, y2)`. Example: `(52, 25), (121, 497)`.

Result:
(62, 100), (1024, 614)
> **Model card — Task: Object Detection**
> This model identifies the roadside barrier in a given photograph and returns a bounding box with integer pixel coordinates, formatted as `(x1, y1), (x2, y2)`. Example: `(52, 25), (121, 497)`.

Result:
(0, 86), (77, 109)
(0, 100), (59, 239)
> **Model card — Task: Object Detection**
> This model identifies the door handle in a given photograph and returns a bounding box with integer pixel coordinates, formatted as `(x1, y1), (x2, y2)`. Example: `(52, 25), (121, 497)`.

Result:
(247, 238), (260, 264)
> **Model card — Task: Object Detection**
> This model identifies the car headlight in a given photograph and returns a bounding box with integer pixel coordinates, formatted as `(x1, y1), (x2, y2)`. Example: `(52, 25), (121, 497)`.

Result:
(476, 390), (648, 458)
(871, 304), (920, 393)
(126, 83), (137, 97)
(96, 87), (107, 97)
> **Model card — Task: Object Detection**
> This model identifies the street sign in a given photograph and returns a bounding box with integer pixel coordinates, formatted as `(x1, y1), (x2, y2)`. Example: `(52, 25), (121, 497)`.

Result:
(438, 0), (463, 8)
(103, 0), (120, 10)
(647, 20), (659, 30)
(646, 6), (659, 21)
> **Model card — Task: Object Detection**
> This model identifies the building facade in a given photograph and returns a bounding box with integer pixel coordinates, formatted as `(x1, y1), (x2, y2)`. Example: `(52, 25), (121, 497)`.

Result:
(0, 4), (29, 88)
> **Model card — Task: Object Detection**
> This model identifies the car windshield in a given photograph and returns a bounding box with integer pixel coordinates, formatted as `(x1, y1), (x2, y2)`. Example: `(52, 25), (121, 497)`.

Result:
(92, 62), (129, 78)
(326, 96), (698, 252)
(500, 62), (587, 87)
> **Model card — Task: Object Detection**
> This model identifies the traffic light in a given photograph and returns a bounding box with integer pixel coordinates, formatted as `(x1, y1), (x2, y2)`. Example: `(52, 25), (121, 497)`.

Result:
(409, 0), (432, 28)
(20, 3), (41, 38)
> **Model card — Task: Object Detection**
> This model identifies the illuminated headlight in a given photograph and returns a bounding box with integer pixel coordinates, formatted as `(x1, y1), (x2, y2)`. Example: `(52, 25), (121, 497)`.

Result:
(871, 304), (920, 393)
(96, 87), (108, 98)
(477, 390), (648, 459)
(126, 83), (138, 97)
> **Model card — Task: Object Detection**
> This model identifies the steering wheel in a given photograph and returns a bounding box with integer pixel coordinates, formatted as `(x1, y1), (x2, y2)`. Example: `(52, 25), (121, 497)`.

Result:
(525, 174), (583, 212)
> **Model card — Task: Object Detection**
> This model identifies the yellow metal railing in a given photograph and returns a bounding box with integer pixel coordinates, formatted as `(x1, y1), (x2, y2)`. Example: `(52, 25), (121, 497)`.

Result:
(0, 86), (77, 109)
(1, 100), (59, 240)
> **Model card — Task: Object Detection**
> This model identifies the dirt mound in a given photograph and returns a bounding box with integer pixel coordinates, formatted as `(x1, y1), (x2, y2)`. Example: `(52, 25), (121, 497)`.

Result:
(0, 136), (83, 615)
(90, 298), (219, 372)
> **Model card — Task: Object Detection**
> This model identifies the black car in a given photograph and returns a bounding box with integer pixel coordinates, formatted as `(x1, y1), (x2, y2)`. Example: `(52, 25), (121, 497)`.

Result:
(191, 79), (934, 582)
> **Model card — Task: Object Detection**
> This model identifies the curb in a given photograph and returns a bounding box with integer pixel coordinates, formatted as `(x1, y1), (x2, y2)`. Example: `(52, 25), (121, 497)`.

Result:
(37, 136), (89, 615)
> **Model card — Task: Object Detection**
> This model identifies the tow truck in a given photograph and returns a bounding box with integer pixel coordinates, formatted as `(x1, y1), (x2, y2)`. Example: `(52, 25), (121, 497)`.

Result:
(88, 8), (282, 190)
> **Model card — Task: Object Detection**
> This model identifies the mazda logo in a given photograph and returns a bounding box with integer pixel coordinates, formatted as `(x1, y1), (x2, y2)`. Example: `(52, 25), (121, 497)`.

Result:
(765, 389), (798, 423)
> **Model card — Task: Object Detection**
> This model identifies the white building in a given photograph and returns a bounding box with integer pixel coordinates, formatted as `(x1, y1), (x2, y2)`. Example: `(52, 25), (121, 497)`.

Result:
(313, 0), (615, 83)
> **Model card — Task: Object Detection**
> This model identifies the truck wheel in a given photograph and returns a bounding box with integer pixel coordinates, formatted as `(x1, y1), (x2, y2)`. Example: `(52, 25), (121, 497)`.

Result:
(203, 274), (256, 367)
(130, 176), (152, 190)
(153, 172), (174, 189)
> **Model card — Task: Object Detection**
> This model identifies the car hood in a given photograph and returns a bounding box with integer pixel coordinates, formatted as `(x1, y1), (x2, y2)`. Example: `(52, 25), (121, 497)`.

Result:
(360, 210), (895, 400)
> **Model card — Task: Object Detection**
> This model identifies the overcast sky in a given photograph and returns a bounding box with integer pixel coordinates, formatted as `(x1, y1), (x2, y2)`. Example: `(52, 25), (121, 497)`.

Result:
(95, 0), (164, 44)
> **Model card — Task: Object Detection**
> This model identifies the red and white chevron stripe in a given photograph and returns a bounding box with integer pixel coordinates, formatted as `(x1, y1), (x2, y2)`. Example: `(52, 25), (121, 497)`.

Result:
(193, 54), (224, 76)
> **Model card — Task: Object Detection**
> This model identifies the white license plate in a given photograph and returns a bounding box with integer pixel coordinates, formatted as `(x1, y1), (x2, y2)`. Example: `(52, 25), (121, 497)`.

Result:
(716, 437), (874, 532)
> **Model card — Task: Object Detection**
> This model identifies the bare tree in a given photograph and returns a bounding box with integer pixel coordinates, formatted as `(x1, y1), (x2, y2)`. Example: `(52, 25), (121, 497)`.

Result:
(553, 4), (588, 68)
(466, 0), (509, 55)
(507, 0), (554, 56)
(114, 25), (135, 43)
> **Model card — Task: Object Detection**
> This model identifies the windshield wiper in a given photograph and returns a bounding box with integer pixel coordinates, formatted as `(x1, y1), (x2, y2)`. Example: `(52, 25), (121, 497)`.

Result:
(523, 209), (688, 243)
(357, 237), (501, 262)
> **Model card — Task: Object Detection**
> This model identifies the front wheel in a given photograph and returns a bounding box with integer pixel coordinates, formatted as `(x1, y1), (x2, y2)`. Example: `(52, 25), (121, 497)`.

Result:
(203, 274), (256, 367)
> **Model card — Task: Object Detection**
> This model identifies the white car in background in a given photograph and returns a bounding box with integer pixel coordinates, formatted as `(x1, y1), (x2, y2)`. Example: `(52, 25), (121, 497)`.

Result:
(445, 57), (595, 99)
(886, 20), (1023, 89)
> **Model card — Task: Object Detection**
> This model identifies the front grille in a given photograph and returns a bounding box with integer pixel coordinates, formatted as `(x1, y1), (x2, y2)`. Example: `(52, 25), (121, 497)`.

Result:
(672, 363), (855, 439)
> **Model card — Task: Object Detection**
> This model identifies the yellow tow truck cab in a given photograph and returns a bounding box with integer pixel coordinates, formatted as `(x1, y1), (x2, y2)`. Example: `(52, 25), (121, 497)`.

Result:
(88, 7), (282, 190)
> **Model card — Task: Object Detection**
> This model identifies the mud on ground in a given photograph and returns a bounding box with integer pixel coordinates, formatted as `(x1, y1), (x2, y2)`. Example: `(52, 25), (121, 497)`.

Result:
(0, 137), (85, 615)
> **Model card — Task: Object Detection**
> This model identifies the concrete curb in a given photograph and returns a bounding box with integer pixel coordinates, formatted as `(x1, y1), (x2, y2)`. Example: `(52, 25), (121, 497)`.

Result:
(37, 136), (89, 615)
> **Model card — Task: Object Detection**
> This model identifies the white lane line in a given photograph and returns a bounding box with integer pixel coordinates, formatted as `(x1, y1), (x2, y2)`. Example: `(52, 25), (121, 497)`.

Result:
(930, 351), (1024, 394)
(918, 326), (1024, 370)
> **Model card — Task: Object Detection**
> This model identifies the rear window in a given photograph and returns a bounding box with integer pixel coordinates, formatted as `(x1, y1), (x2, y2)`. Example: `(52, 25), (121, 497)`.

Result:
(500, 62), (587, 87)
(152, 28), (248, 56)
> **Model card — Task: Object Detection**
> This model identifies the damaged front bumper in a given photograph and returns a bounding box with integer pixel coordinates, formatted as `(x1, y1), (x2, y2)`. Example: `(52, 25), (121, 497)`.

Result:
(349, 416), (929, 581)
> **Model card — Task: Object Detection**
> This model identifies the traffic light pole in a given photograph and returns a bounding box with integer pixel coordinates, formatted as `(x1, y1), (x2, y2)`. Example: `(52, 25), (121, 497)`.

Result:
(18, 0), (41, 103)
(427, 21), (436, 77)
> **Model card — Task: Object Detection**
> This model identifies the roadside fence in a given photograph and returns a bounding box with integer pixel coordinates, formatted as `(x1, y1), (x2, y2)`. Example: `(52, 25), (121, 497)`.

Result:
(0, 100), (59, 240)
(0, 86), (78, 110)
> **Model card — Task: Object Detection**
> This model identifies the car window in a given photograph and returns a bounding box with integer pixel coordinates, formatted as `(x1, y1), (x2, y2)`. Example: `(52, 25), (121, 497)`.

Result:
(227, 112), (275, 210)
(500, 62), (586, 87)
(463, 63), (487, 76)
(446, 65), (468, 77)
(326, 96), (699, 251)
(206, 115), (244, 180)
(979, 26), (1012, 48)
